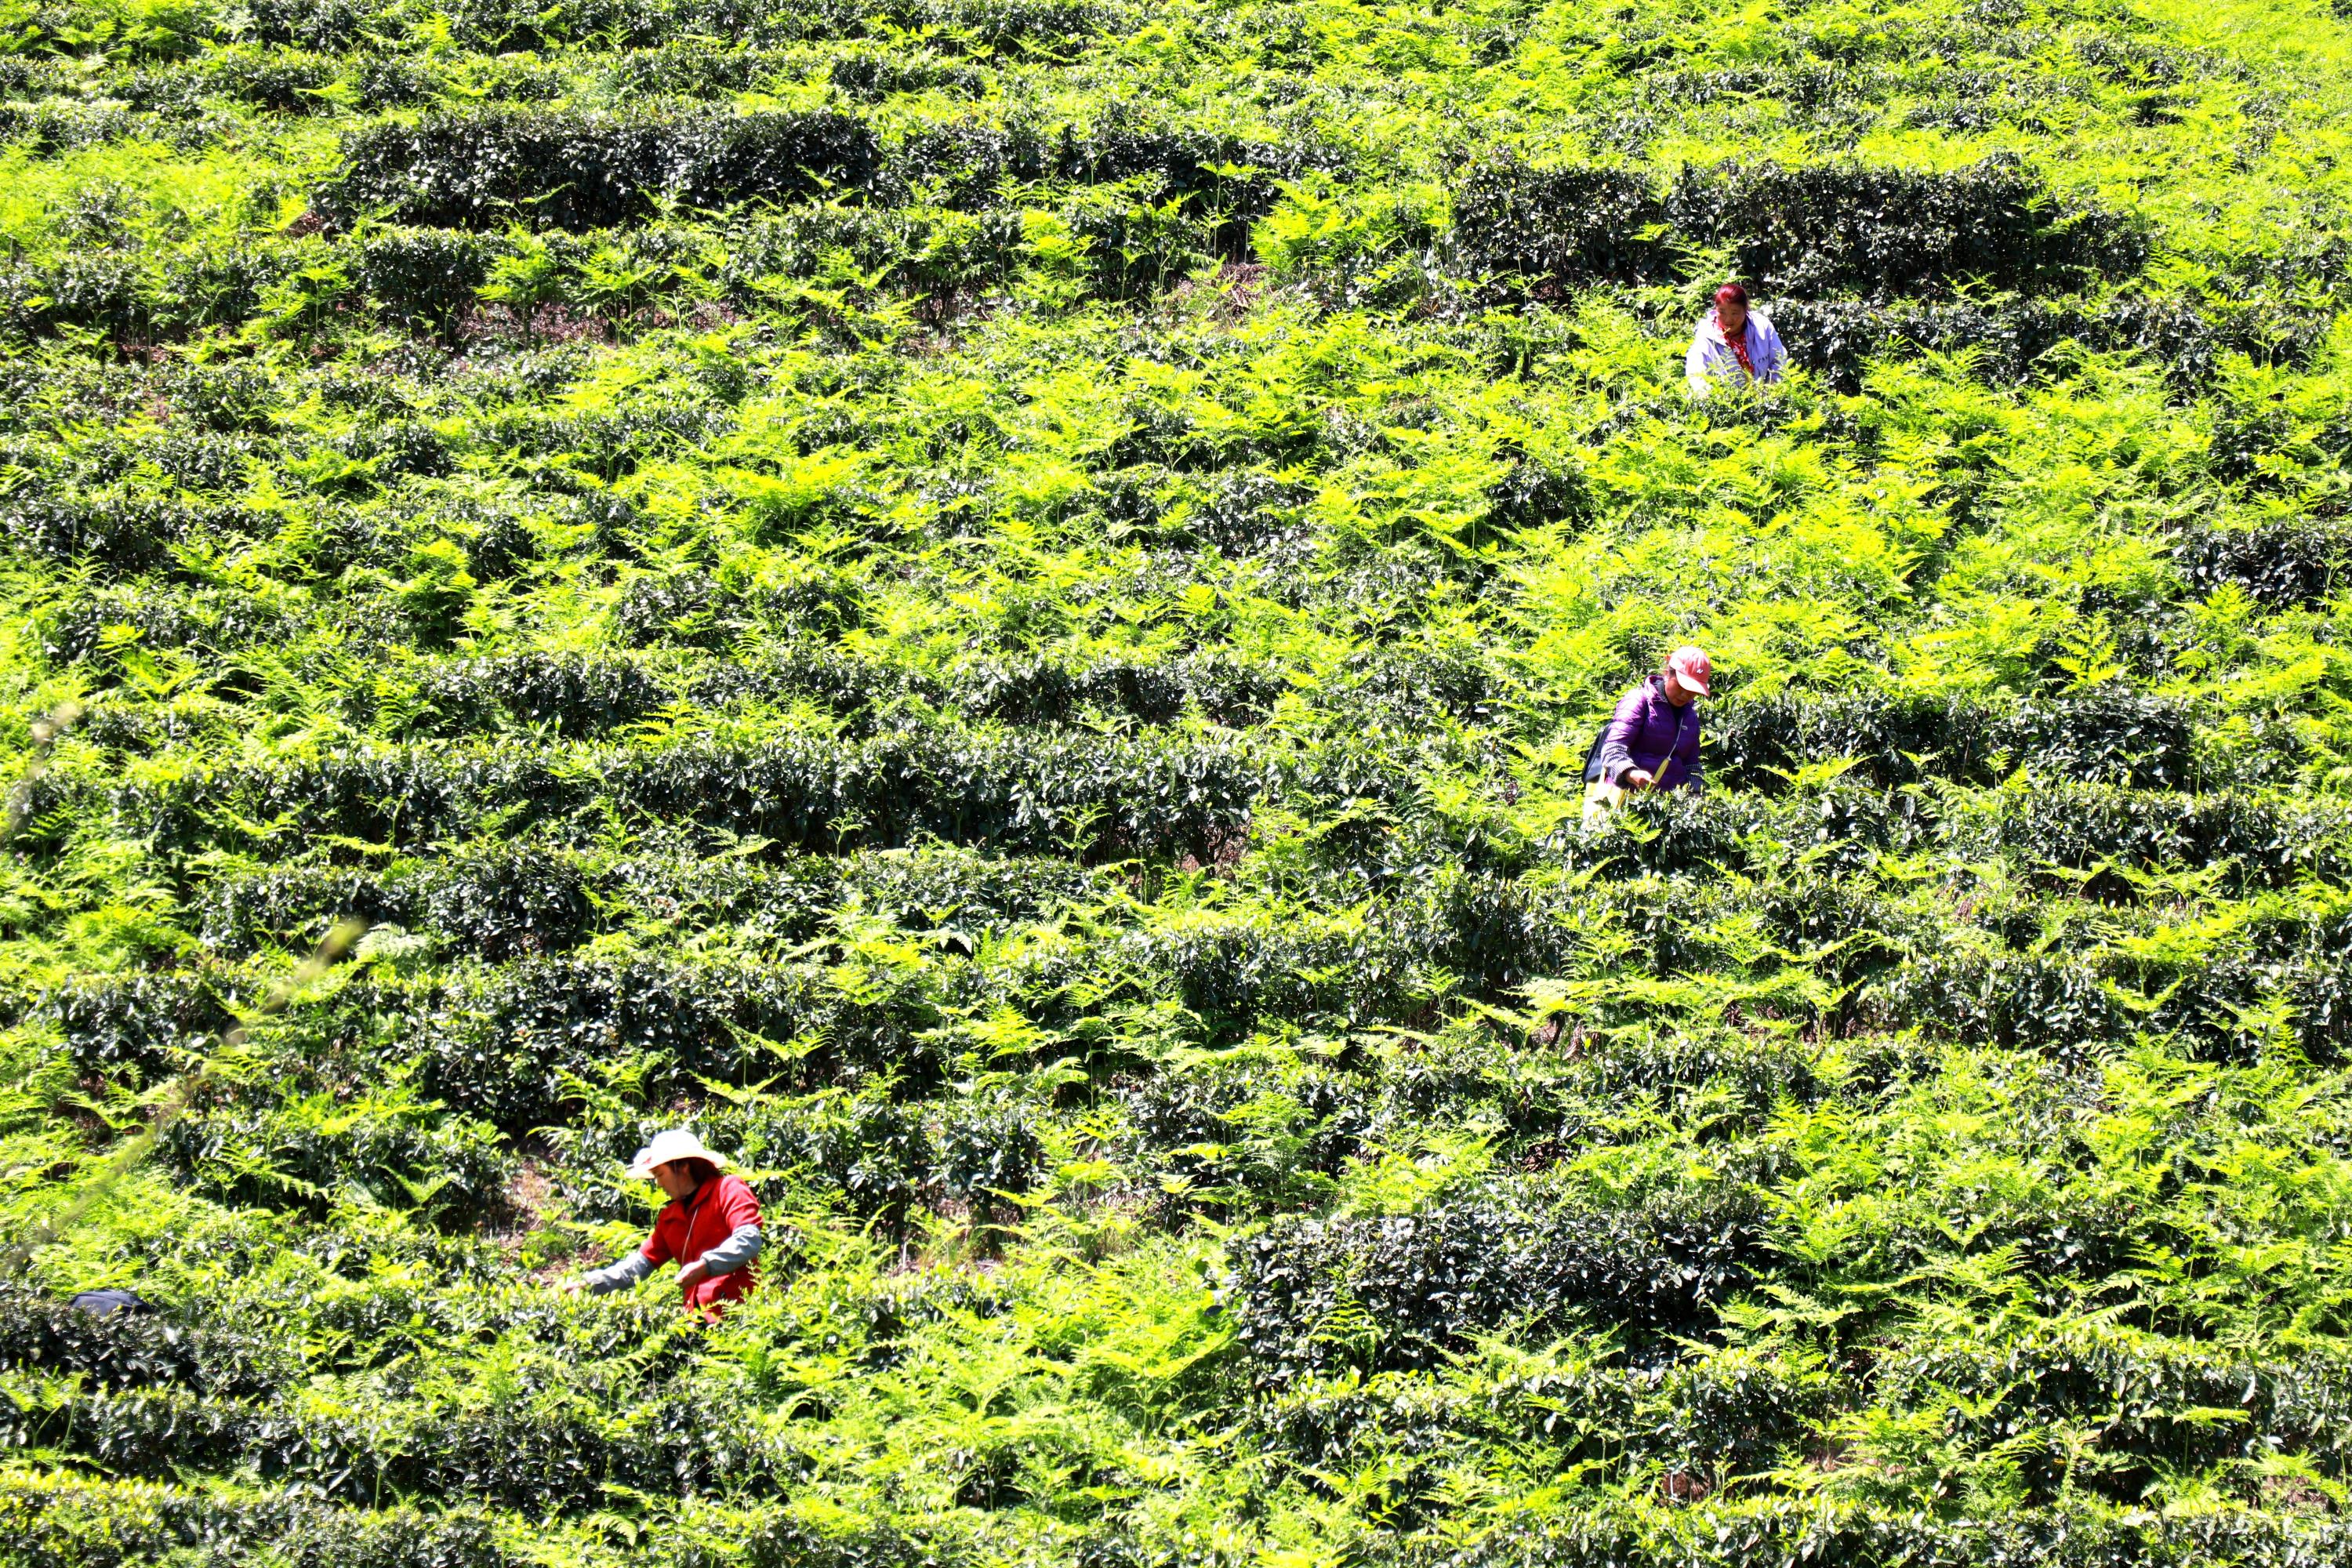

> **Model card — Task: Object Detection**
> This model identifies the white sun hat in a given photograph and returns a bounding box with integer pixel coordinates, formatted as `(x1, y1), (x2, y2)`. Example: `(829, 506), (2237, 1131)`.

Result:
(624, 1128), (729, 1180)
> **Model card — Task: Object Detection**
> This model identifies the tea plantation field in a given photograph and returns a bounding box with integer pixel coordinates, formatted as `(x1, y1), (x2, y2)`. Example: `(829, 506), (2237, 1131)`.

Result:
(12, 0), (2352, 1561)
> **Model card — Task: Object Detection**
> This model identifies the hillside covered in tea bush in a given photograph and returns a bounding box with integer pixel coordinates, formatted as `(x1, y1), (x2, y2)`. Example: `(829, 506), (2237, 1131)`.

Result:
(13, 0), (2352, 1562)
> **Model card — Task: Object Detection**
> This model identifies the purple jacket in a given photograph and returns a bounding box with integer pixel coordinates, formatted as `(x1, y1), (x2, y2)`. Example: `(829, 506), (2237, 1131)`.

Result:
(1587, 675), (1704, 791)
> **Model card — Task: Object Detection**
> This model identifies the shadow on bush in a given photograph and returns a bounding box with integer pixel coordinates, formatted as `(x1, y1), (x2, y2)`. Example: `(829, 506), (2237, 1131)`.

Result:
(1453, 155), (2144, 299)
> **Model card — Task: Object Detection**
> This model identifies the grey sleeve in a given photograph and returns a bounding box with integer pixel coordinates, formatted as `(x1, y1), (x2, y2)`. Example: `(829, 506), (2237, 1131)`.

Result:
(582, 1250), (656, 1294)
(699, 1223), (764, 1276)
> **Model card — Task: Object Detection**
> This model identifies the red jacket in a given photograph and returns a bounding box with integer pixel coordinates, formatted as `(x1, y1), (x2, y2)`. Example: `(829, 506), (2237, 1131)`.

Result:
(641, 1172), (762, 1314)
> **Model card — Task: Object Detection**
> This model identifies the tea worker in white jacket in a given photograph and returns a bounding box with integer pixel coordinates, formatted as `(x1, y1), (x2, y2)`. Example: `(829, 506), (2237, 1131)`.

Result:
(1686, 281), (1786, 396)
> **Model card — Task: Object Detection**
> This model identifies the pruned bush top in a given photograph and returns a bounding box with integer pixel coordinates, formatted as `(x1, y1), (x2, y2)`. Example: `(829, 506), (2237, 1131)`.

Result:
(321, 110), (882, 230)
(1453, 155), (2145, 297)
(20, 0), (2352, 1557)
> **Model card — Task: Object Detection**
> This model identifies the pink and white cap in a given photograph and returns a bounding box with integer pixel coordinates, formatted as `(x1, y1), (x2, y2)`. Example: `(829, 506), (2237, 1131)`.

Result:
(1668, 645), (1713, 698)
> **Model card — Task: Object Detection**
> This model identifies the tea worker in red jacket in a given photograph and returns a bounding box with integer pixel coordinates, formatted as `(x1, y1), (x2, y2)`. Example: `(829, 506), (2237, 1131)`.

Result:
(1581, 646), (1711, 830)
(1686, 283), (1785, 396)
(562, 1129), (763, 1317)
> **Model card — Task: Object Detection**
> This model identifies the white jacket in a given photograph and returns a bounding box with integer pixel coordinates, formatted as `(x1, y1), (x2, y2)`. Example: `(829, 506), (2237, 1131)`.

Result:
(1686, 309), (1787, 396)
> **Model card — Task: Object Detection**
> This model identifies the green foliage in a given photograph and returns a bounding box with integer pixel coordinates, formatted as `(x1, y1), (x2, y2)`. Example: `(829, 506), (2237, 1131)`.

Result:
(11, 0), (2352, 1563)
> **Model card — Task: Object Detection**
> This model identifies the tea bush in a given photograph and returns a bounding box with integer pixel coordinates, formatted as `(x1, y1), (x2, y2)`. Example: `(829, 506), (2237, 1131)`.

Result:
(191, 844), (1103, 956)
(1454, 1506), (2352, 1568)
(1453, 158), (2143, 298)
(1227, 1184), (1767, 1384)
(1706, 686), (2201, 789)
(0, 1287), (285, 1397)
(322, 110), (882, 230)
(31, 973), (234, 1085)
(92, 728), (1257, 862)
(1772, 294), (2328, 391)
(0, 1475), (506, 1568)
(13, 0), (2352, 1563)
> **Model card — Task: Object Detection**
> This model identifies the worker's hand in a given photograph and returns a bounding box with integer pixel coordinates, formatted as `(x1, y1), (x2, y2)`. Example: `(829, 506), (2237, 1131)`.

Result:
(1623, 768), (1654, 792)
(676, 1259), (711, 1291)
(557, 1276), (586, 1297)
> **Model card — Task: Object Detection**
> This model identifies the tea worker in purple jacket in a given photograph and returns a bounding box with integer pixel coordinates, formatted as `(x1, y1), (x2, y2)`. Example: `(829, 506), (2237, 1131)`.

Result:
(1581, 646), (1712, 830)
(1686, 283), (1785, 397)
